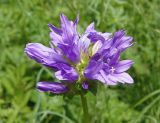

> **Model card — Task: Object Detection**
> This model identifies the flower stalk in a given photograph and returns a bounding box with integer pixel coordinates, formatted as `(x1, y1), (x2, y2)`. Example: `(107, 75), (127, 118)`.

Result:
(80, 93), (89, 123)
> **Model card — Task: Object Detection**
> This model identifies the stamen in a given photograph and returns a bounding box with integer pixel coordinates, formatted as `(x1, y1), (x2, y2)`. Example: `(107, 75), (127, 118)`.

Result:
(110, 67), (115, 73)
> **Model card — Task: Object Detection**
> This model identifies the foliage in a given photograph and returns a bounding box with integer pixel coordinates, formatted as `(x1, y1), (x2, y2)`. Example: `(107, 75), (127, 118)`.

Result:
(0, 0), (160, 122)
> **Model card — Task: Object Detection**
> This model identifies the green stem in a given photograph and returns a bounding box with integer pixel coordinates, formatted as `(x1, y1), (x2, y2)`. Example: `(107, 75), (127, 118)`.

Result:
(80, 93), (89, 123)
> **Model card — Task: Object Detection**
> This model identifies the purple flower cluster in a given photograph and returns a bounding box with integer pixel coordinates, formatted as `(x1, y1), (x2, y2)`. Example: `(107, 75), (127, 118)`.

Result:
(25, 14), (134, 94)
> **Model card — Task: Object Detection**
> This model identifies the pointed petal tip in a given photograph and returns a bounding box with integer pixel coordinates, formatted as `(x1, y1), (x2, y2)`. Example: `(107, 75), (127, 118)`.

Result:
(90, 22), (95, 25)
(48, 23), (54, 29)
(48, 23), (52, 27)
(89, 22), (95, 28)
(24, 43), (34, 53)
(74, 14), (79, 25)
(60, 13), (68, 20)
(48, 23), (62, 34)
(119, 29), (126, 33)
(60, 12), (65, 16)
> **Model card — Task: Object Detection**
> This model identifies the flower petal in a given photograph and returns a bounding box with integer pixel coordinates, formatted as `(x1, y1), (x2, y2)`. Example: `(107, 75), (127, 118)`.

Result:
(77, 23), (95, 51)
(112, 30), (125, 44)
(84, 60), (103, 79)
(37, 82), (69, 94)
(54, 64), (79, 81)
(73, 14), (79, 26)
(82, 82), (89, 90)
(57, 13), (80, 63)
(60, 13), (78, 44)
(49, 31), (62, 46)
(117, 36), (133, 52)
(92, 40), (103, 55)
(25, 43), (66, 67)
(93, 70), (117, 85)
(88, 32), (105, 43)
(48, 23), (62, 35)
(58, 43), (80, 63)
(111, 30), (133, 52)
(85, 22), (95, 33)
(107, 51), (121, 65)
(78, 33), (91, 51)
(115, 60), (134, 73)
(113, 72), (134, 83)
(99, 70), (117, 85)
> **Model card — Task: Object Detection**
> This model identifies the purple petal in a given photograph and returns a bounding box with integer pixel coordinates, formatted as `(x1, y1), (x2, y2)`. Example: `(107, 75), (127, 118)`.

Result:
(57, 13), (80, 63)
(78, 33), (91, 51)
(50, 31), (62, 46)
(94, 70), (117, 85)
(84, 60), (103, 79)
(60, 13), (78, 44)
(111, 30), (133, 52)
(113, 72), (134, 83)
(25, 43), (67, 67)
(112, 30), (126, 45)
(101, 32), (111, 39)
(37, 82), (69, 94)
(88, 32), (105, 42)
(77, 23), (95, 51)
(48, 23), (62, 35)
(107, 74), (119, 83)
(54, 64), (79, 81)
(85, 22), (95, 33)
(96, 39), (112, 54)
(85, 22), (111, 43)
(82, 82), (89, 90)
(107, 52), (121, 65)
(97, 30), (133, 61)
(78, 22), (111, 52)
(58, 43), (80, 63)
(117, 36), (133, 51)
(94, 73), (106, 83)
(115, 60), (134, 73)
(73, 14), (79, 26)
(99, 70), (117, 85)
(25, 43), (66, 67)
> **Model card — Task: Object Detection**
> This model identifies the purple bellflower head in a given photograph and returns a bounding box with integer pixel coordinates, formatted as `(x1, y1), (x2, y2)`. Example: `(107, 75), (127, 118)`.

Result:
(25, 13), (134, 94)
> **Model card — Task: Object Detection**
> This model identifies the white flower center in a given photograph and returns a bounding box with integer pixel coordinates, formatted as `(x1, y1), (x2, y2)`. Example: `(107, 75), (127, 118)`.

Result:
(110, 67), (115, 73)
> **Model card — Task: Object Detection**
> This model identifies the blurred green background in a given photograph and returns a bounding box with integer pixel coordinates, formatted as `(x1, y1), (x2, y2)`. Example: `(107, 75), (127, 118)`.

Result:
(0, 0), (160, 123)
